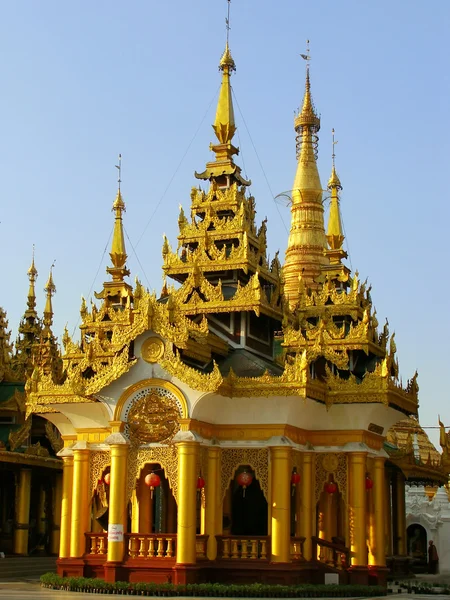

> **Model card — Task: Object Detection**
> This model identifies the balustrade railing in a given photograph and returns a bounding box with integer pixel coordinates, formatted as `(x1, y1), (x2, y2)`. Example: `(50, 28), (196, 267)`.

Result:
(312, 536), (349, 570)
(216, 535), (269, 561)
(290, 536), (306, 561)
(125, 534), (177, 559)
(85, 532), (108, 555)
(196, 535), (208, 559)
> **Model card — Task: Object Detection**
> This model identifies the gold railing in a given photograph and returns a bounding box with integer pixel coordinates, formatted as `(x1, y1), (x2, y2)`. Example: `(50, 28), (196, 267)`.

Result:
(312, 536), (349, 570)
(85, 532), (107, 555)
(216, 536), (269, 560)
(290, 536), (306, 561)
(86, 532), (208, 561)
(126, 534), (177, 559)
(196, 535), (208, 559)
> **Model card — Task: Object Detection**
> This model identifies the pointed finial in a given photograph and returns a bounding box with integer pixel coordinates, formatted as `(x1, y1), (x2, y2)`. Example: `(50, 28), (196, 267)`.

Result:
(297, 40), (319, 127)
(115, 153), (122, 192)
(226, 0), (231, 46)
(28, 245), (37, 281)
(43, 262), (56, 329)
(107, 155), (129, 281)
(328, 129), (342, 189)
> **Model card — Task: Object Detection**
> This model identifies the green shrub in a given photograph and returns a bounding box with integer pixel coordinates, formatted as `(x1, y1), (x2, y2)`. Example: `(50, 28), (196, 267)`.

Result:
(40, 573), (387, 597)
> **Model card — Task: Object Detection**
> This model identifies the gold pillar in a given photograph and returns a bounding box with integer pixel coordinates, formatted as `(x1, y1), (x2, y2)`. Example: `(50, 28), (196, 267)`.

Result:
(384, 470), (392, 556)
(107, 440), (129, 563)
(50, 473), (63, 555)
(139, 475), (153, 534)
(395, 471), (406, 556)
(69, 445), (90, 558)
(298, 453), (314, 560)
(131, 488), (139, 533)
(372, 457), (386, 566)
(59, 453), (73, 558)
(176, 441), (198, 564)
(13, 469), (32, 555)
(205, 446), (221, 560)
(349, 452), (367, 566)
(167, 488), (177, 533)
(270, 446), (291, 563)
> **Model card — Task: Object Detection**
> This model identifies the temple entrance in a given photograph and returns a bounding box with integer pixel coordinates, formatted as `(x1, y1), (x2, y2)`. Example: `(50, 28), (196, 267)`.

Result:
(407, 524), (427, 572)
(316, 479), (345, 545)
(137, 463), (177, 534)
(224, 466), (267, 536)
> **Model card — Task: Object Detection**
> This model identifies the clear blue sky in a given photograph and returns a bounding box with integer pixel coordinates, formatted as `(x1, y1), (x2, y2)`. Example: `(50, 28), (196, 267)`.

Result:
(1, 1), (449, 447)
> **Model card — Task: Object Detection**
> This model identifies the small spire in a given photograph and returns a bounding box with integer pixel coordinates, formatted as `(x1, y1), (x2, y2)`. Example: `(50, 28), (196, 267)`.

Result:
(26, 246), (38, 317)
(326, 130), (346, 260)
(107, 154), (130, 282)
(43, 263), (56, 329)
(296, 41), (320, 134)
(213, 1), (236, 145)
(194, 0), (249, 187)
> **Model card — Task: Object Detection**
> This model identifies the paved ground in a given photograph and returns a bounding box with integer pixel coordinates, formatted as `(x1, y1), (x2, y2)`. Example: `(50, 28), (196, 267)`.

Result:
(0, 585), (447, 600)
(1, 574), (450, 600)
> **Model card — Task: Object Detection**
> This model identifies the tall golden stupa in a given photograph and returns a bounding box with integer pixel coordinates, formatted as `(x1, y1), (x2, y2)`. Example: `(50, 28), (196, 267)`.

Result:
(0, 17), (447, 587)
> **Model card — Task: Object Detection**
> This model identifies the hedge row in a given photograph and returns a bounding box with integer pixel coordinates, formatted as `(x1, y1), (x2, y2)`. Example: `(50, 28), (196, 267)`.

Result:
(41, 573), (386, 597)
(390, 581), (450, 596)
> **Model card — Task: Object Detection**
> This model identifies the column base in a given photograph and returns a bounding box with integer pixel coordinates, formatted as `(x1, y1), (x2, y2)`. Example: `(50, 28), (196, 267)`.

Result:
(57, 557), (85, 578)
(104, 561), (127, 583)
(368, 565), (389, 587)
(173, 563), (201, 585)
(348, 565), (369, 585)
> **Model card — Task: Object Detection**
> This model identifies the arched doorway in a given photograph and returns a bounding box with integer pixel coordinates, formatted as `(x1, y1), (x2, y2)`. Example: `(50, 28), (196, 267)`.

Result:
(137, 463), (177, 534)
(224, 466), (268, 536)
(407, 523), (427, 571)
(316, 478), (345, 545)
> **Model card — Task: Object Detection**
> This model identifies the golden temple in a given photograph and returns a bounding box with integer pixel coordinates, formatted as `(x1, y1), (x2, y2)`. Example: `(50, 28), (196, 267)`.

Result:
(0, 16), (448, 587)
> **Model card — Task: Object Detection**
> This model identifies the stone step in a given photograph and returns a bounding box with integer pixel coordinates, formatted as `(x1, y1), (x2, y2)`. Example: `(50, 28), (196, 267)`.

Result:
(0, 557), (57, 579)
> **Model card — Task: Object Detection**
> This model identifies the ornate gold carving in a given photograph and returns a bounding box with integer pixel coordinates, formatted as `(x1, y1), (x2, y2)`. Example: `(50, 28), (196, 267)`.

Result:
(220, 448), (268, 502)
(114, 378), (188, 422)
(8, 417), (31, 451)
(315, 452), (347, 503)
(322, 454), (339, 473)
(127, 391), (180, 444)
(90, 451), (110, 496)
(45, 420), (63, 454)
(141, 337), (165, 364)
(127, 445), (178, 503)
(160, 346), (223, 393)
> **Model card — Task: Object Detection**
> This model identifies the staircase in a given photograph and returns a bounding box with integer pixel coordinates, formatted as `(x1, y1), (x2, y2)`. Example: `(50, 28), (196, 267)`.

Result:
(0, 556), (57, 580)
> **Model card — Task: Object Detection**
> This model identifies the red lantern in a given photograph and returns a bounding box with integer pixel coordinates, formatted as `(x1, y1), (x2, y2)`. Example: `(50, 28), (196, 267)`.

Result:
(326, 481), (337, 494)
(145, 472), (161, 498)
(365, 476), (374, 490)
(291, 470), (301, 496)
(197, 476), (205, 490)
(103, 472), (110, 486)
(237, 470), (253, 497)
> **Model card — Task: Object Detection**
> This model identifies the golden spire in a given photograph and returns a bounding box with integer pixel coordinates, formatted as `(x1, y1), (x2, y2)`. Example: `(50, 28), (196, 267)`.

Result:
(326, 129), (344, 253)
(194, 0), (250, 187)
(25, 247), (38, 319)
(43, 264), (56, 331)
(325, 130), (349, 279)
(106, 154), (130, 283)
(213, 42), (236, 145)
(284, 42), (328, 307)
(213, 0), (236, 144)
(96, 155), (132, 305)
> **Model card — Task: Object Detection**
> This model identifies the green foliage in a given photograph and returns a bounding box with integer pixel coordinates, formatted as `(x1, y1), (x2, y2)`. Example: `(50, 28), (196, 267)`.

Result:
(40, 573), (387, 597)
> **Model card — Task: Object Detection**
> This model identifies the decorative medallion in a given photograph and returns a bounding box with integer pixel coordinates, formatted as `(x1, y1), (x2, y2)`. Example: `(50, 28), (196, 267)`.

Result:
(126, 389), (180, 443)
(141, 337), (165, 364)
(322, 453), (339, 473)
